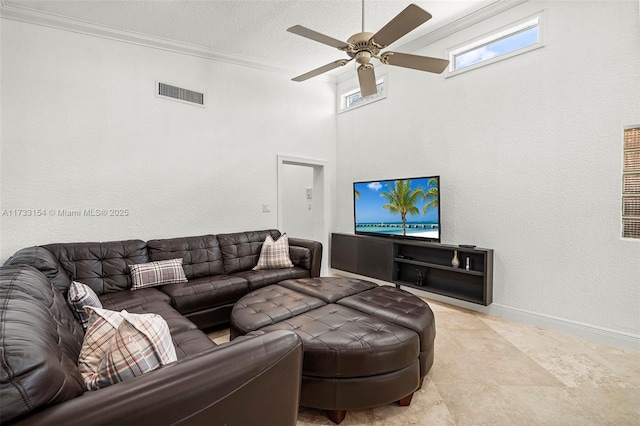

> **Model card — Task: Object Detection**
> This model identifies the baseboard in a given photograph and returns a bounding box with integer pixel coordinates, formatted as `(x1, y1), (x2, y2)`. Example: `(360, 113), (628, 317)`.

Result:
(331, 270), (640, 352)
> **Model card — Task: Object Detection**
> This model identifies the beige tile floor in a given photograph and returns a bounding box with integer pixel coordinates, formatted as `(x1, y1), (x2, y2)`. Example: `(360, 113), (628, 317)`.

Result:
(209, 298), (640, 425)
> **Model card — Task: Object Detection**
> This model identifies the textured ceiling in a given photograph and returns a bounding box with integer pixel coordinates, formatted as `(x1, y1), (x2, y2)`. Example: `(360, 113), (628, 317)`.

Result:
(4, 0), (494, 78)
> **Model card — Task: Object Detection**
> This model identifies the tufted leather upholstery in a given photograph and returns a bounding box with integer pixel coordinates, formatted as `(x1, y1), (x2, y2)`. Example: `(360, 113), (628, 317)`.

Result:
(279, 277), (378, 303)
(338, 285), (436, 378)
(147, 235), (225, 279)
(217, 230), (281, 274)
(2, 229), (320, 424)
(260, 303), (420, 377)
(4, 245), (73, 295)
(230, 284), (326, 338)
(0, 265), (86, 423)
(230, 277), (436, 421)
(161, 275), (249, 314)
(5, 230), (322, 330)
(338, 286), (436, 353)
(1, 264), (304, 426)
(232, 266), (310, 291)
(43, 240), (149, 295)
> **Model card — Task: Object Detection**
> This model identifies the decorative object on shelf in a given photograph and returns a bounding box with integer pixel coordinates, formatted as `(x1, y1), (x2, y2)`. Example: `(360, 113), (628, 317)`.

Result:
(416, 269), (423, 286)
(451, 250), (460, 268)
(465, 257), (471, 271)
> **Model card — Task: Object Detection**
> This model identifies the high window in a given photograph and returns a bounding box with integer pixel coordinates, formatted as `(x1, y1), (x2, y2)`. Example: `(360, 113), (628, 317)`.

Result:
(447, 12), (544, 76)
(623, 127), (640, 239)
(338, 75), (387, 112)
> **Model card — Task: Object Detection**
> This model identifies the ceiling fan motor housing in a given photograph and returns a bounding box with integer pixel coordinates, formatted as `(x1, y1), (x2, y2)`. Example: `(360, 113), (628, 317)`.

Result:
(346, 32), (381, 62)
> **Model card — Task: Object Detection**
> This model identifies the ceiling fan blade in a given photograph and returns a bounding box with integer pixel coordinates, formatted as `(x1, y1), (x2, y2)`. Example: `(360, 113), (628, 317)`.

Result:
(287, 25), (351, 50)
(370, 4), (432, 48)
(381, 52), (449, 74)
(357, 65), (377, 97)
(292, 59), (351, 82)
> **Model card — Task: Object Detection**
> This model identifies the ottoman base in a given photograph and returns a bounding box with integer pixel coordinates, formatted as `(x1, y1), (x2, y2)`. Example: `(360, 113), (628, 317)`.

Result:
(299, 359), (420, 413)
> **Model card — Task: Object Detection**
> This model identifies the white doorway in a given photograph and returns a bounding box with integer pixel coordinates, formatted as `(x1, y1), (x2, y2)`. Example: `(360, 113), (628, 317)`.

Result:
(277, 155), (329, 274)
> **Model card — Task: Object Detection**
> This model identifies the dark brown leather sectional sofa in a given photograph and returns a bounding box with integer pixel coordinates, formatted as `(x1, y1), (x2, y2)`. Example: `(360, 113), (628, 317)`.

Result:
(0, 229), (322, 425)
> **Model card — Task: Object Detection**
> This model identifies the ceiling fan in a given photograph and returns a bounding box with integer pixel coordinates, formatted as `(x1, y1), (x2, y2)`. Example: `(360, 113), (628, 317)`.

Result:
(287, 2), (450, 96)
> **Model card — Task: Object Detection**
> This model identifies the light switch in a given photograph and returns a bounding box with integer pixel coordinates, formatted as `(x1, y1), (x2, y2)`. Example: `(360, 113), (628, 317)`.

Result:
(262, 203), (270, 212)
(306, 187), (313, 199)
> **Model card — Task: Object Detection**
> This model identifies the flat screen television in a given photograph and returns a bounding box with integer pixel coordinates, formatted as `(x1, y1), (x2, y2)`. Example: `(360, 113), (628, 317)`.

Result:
(353, 176), (440, 242)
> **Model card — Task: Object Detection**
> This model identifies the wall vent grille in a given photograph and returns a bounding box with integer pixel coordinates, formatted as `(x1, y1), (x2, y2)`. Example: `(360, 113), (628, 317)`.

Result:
(158, 82), (204, 106)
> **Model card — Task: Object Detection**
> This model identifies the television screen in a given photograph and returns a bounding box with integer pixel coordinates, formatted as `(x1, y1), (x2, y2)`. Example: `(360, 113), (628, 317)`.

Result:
(353, 176), (440, 242)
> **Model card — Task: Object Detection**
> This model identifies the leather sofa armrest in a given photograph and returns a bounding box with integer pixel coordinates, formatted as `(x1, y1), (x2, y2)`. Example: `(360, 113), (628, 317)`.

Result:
(288, 237), (323, 277)
(13, 330), (303, 426)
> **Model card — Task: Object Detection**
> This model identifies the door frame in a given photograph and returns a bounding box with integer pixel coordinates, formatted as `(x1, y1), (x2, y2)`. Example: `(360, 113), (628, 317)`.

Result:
(277, 155), (329, 274)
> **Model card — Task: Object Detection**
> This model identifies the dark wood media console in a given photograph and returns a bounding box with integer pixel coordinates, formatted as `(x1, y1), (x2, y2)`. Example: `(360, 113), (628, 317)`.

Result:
(330, 233), (493, 305)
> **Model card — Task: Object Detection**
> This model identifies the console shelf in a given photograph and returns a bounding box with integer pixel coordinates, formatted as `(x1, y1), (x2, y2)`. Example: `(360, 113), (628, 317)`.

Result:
(394, 258), (485, 276)
(331, 233), (493, 305)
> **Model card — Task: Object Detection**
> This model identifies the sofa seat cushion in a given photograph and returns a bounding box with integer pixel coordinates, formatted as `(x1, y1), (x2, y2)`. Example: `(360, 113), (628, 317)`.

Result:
(160, 275), (250, 315)
(171, 328), (217, 359)
(232, 267), (310, 291)
(120, 300), (197, 335)
(99, 287), (170, 310)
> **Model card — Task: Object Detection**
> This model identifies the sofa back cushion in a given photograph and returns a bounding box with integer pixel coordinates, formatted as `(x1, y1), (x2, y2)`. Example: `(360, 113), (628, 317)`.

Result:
(0, 265), (86, 423)
(4, 245), (74, 295)
(147, 235), (225, 279)
(44, 240), (149, 295)
(217, 230), (281, 274)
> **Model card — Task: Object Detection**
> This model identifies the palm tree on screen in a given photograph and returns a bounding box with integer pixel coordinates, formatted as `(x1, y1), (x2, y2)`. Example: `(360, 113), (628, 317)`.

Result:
(380, 180), (423, 236)
(354, 189), (360, 200)
(422, 178), (439, 215)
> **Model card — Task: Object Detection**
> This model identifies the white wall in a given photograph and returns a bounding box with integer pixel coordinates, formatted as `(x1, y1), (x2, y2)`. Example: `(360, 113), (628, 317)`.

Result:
(334, 1), (640, 345)
(0, 19), (336, 260)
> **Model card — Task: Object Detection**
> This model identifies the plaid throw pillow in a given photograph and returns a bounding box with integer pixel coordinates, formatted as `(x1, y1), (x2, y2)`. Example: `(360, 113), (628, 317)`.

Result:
(95, 311), (176, 389)
(78, 306), (124, 389)
(253, 234), (294, 270)
(78, 307), (176, 390)
(129, 258), (187, 290)
(67, 281), (103, 331)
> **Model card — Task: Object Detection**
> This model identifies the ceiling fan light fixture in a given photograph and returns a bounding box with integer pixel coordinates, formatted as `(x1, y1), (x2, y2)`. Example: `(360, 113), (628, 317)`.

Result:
(355, 50), (372, 64)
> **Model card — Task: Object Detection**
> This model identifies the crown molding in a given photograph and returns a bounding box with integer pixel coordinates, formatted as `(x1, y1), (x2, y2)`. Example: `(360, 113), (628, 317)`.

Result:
(0, 0), (323, 80)
(336, 0), (529, 83)
(0, 0), (526, 85)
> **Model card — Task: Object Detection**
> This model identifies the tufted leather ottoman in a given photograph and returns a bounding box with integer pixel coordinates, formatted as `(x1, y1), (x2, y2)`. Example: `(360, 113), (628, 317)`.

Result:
(230, 277), (435, 424)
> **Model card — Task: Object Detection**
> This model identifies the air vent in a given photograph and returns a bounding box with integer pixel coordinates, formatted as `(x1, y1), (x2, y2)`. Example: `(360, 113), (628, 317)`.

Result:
(157, 82), (204, 106)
